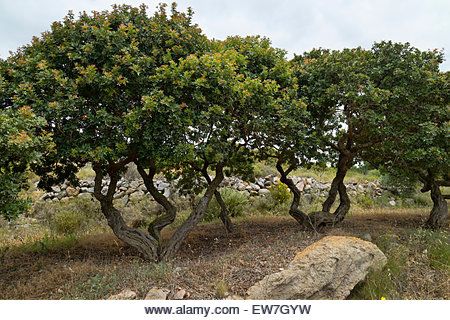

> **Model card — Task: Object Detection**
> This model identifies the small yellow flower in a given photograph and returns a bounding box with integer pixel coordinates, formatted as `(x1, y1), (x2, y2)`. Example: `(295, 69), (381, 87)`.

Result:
(380, 296), (387, 300)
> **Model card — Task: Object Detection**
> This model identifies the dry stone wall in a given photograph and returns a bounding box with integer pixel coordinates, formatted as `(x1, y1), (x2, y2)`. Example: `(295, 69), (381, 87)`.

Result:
(39, 174), (384, 206)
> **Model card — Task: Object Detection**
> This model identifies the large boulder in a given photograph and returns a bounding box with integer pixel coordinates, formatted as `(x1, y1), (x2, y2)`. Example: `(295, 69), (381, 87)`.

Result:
(247, 236), (387, 300)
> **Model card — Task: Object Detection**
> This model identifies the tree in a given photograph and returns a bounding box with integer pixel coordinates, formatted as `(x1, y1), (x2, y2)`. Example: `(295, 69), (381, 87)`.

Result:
(222, 37), (322, 228)
(7, 5), (283, 261)
(0, 60), (52, 220)
(284, 47), (391, 228)
(361, 42), (449, 229)
(6, 4), (215, 261)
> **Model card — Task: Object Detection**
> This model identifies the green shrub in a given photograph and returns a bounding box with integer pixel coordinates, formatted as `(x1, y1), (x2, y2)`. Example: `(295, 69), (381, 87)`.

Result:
(412, 194), (432, 207)
(204, 188), (249, 222)
(269, 183), (291, 206)
(49, 210), (85, 234)
(31, 197), (102, 235)
(355, 194), (375, 209)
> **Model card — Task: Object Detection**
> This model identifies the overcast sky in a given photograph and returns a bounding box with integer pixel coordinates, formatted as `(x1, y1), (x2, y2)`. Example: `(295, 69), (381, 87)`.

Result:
(1, 0), (449, 70)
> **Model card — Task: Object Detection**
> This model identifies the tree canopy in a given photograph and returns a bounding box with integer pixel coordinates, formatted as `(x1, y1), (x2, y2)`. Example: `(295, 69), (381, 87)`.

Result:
(1, 4), (449, 261)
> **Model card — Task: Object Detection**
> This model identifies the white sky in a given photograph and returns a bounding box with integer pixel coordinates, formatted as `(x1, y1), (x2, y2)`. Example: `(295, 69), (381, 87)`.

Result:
(1, 0), (449, 70)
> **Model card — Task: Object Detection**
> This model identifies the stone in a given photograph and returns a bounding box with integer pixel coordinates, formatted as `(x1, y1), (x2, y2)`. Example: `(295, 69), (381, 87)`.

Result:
(296, 181), (305, 192)
(163, 188), (171, 198)
(304, 184), (311, 191)
(130, 180), (141, 189)
(57, 190), (67, 200)
(66, 186), (79, 197)
(122, 195), (129, 206)
(237, 183), (246, 191)
(114, 191), (125, 199)
(108, 289), (137, 300)
(51, 185), (61, 193)
(247, 236), (387, 300)
(172, 289), (188, 300)
(258, 188), (270, 195)
(249, 183), (260, 191)
(157, 182), (170, 191)
(389, 200), (396, 206)
(145, 287), (170, 300)
(225, 294), (244, 300)
(129, 190), (145, 200)
(256, 178), (265, 188)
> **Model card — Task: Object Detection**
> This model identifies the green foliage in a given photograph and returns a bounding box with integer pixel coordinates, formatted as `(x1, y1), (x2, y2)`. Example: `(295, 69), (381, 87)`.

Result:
(380, 173), (418, 197)
(410, 229), (449, 272)
(0, 103), (52, 220)
(360, 42), (449, 197)
(6, 3), (209, 188)
(49, 210), (86, 235)
(204, 188), (249, 222)
(269, 183), (291, 206)
(31, 197), (102, 235)
(355, 194), (375, 209)
(19, 234), (78, 254)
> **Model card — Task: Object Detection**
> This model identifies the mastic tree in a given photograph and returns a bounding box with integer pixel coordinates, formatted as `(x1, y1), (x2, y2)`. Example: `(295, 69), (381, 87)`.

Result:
(143, 37), (294, 244)
(0, 60), (52, 220)
(361, 42), (449, 229)
(219, 37), (325, 228)
(289, 47), (392, 227)
(6, 4), (221, 261)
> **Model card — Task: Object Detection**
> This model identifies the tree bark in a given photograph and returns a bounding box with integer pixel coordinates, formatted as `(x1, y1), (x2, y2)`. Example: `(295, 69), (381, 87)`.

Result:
(214, 190), (234, 233)
(333, 180), (351, 223)
(425, 179), (449, 229)
(276, 162), (310, 227)
(92, 164), (158, 260)
(161, 163), (225, 260)
(199, 166), (234, 233)
(136, 162), (177, 256)
(322, 152), (352, 213)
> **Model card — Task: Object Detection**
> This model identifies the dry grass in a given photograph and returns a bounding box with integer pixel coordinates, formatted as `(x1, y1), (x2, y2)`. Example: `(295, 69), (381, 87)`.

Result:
(0, 209), (448, 300)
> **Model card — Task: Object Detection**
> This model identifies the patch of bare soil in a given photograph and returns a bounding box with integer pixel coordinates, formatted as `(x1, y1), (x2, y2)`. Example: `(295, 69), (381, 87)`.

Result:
(0, 211), (448, 299)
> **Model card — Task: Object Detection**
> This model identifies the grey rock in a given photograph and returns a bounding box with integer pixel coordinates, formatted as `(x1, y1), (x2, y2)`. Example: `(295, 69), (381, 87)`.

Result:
(108, 289), (137, 300)
(258, 188), (270, 195)
(145, 287), (170, 300)
(249, 183), (260, 191)
(247, 236), (387, 300)
(66, 186), (79, 197)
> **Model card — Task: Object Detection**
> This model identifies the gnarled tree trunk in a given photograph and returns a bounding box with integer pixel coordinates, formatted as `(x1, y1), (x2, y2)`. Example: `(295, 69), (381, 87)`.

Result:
(322, 153), (352, 213)
(161, 164), (224, 260)
(425, 179), (449, 229)
(199, 166), (234, 233)
(93, 164), (158, 261)
(137, 162), (177, 256)
(276, 162), (310, 227)
(214, 190), (234, 233)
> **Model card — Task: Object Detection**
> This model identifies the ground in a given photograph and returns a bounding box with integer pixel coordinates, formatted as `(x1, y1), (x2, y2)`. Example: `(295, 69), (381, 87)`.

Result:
(0, 208), (448, 300)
